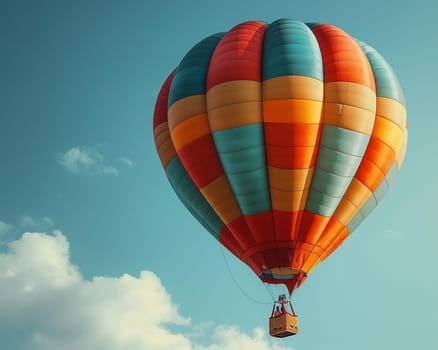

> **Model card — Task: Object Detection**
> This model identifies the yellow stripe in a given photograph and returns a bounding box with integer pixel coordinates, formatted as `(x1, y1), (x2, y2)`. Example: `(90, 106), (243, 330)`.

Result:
(342, 178), (373, 208)
(153, 122), (169, 142)
(270, 188), (309, 212)
(333, 199), (360, 226)
(168, 95), (206, 130)
(263, 76), (323, 101)
(268, 167), (314, 191)
(153, 122), (177, 169)
(373, 116), (404, 153)
(207, 101), (263, 131)
(376, 97), (407, 129)
(206, 80), (261, 110)
(200, 176), (242, 224)
(212, 196), (242, 224)
(157, 139), (176, 169)
(323, 102), (375, 135)
(324, 82), (376, 112)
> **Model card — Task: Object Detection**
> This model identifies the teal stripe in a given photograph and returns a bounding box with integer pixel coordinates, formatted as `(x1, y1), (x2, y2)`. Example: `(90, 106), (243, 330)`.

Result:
(218, 145), (266, 174)
(308, 168), (351, 197)
(316, 146), (363, 176)
(356, 40), (405, 105)
(168, 33), (224, 107)
(373, 179), (389, 203)
(213, 124), (264, 153)
(212, 124), (271, 215)
(263, 19), (323, 81)
(346, 211), (364, 233)
(306, 126), (370, 216)
(307, 190), (342, 216)
(226, 167), (268, 194)
(166, 157), (224, 239)
(306, 200), (334, 218)
(262, 271), (296, 280)
(385, 162), (399, 186)
(320, 125), (370, 156)
(346, 162), (399, 233)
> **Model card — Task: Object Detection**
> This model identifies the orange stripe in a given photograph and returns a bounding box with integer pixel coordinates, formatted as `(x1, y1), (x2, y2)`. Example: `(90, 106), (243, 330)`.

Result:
(362, 137), (396, 175)
(315, 219), (346, 250)
(321, 227), (350, 260)
(291, 243), (321, 269)
(302, 254), (322, 274)
(171, 114), (210, 151)
(355, 158), (385, 192)
(263, 99), (322, 123)
(298, 212), (331, 245)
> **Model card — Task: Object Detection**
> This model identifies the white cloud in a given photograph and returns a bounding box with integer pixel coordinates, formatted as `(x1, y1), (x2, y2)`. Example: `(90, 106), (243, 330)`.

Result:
(0, 221), (14, 238)
(119, 157), (134, 168)
(20, 215), (54, 228)
(59, 146), (119, 176)
(0, 231), (294, 350)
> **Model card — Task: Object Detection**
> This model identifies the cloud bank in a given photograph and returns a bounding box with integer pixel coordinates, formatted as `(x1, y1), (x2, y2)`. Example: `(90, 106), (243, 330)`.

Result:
(0, 231), (294, 350)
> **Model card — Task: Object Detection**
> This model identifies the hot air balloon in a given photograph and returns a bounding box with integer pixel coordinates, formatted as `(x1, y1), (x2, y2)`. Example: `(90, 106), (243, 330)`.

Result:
(152, 19), (407, 337)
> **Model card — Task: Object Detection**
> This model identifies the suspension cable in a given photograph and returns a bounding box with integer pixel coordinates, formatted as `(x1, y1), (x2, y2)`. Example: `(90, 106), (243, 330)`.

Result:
(219, 244), (272, 305)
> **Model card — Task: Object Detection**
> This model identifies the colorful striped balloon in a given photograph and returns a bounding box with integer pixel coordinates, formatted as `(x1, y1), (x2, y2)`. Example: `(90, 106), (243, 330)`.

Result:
(153, 19), (407, 293)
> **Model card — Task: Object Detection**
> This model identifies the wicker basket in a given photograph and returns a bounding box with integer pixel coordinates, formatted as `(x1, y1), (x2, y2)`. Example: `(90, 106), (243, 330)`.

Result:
(269, 313), (298, 338)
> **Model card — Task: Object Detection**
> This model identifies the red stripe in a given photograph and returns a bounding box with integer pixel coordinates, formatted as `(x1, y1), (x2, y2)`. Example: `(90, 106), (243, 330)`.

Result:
(266, 145), (319, 169)
(265, 123), (321, 147)
(311, 24), (375, 90)
(245, 211), (275, 244)
(226, 216), (258, 250)
(177, 134), (223, 188)
(219, 226), (244, 259)
(153, 70), (176, 129)
(273, 210), (303, 241)
(206, 21), (266, 90)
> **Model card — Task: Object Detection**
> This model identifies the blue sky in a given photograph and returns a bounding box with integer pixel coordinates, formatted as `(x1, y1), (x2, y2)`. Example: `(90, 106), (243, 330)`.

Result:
(1, 0), (437, 349)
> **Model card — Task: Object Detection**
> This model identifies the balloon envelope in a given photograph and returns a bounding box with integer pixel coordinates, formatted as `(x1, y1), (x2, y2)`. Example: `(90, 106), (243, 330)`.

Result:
(153, 20), (407, 293)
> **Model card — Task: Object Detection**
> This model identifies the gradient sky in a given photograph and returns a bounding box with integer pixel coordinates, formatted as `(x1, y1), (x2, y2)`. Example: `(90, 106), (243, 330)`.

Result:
(1, 1), (437, 349)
